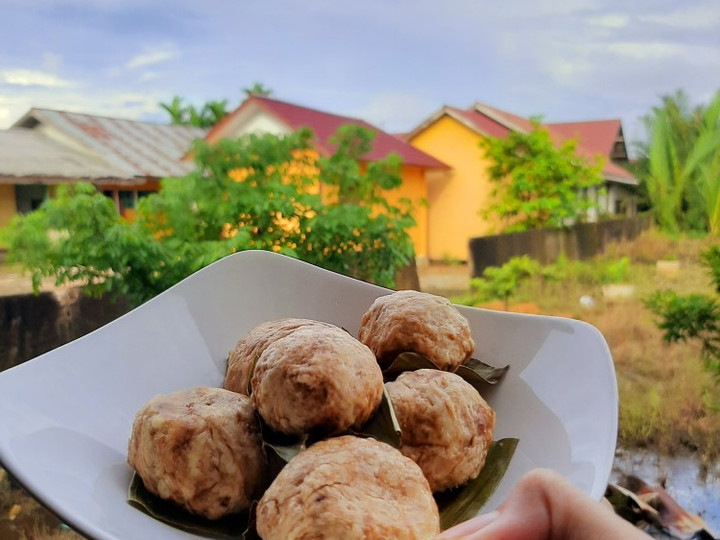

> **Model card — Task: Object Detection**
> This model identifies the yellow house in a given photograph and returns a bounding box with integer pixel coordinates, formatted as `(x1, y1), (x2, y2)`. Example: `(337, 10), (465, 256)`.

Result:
(203, 96), (448, 262)
(406, 102), (638, 262)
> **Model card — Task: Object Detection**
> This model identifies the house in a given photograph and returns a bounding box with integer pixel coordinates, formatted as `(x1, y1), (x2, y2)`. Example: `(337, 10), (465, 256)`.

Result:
(0, 109), (205, 227)
(203, 96), (449, 262)
(406, 102), (638, 262)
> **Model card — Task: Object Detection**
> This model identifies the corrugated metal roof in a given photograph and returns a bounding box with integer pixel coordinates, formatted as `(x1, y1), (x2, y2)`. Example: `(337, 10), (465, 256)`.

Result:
(0, 128), (129, 182)
(13, 109), (206, 179)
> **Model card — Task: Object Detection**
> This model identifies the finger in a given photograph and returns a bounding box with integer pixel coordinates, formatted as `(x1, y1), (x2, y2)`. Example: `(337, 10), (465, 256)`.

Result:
(446, 469), (650, 540)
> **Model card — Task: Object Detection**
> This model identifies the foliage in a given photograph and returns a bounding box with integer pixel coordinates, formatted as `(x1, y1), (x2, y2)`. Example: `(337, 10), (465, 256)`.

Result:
(5, 126), (416, 305)
(469, 256), (540, 309)
(160, 83), (274, 128)
(634, 89), (720, 234)
(647, 246), (720, 374)
(159, 96), (229, 128)
(242, 82), (273, 97)
(479, 119), (604, 232)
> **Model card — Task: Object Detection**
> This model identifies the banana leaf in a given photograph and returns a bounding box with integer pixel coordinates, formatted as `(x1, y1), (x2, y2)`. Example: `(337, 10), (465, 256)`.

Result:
(383, 352), (509, 388)
(436, 438), (519, 531)
(127, 473), (259, 540)
(349, 386), (402, 448)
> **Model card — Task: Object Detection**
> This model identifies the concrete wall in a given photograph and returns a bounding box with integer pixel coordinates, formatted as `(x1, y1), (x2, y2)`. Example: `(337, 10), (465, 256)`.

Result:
(0, 288), (130, 373)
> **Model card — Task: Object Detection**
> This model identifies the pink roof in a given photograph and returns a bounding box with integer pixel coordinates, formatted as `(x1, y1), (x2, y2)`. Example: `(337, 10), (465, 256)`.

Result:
(206, 96), (448, 170)
(413, 103), (636, 184)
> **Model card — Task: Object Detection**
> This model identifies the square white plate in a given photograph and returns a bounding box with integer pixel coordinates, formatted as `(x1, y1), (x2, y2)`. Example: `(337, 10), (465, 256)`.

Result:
(0, 251), (617, 539)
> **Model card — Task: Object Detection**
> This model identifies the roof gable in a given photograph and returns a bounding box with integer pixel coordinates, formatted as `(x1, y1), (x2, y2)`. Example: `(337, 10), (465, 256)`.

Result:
(206, 96), (448, 170)
(409, 102), (636, 185)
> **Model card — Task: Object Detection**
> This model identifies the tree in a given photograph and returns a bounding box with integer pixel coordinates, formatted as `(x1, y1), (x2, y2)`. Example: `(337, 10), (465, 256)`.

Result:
(242, 82), (273, 98)
(5, 126), (416, 305)
(633, 89), (720, 233)
(647, 246), (720, 375)
(158, 96), (227, 128)
(479, 120), (604, 232)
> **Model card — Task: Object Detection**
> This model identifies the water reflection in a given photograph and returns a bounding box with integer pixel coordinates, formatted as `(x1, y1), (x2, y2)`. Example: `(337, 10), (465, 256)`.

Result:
(612, 448), (720, 536)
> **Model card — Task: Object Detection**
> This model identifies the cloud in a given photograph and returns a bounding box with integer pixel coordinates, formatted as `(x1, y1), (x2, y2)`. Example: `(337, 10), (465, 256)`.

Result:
(351, 93), (438, 132)
(1, 69), (75, 88)
(607, 41), (719, 63)
(0, 88), (167, 129)
(125, 44), (179, 69)
(585, 13), (629, 29)
(639, 3), (720, 29)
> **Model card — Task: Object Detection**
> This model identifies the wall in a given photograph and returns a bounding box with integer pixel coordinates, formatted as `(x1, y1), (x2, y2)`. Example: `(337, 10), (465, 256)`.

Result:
(0, 184), (16, 228)
(468, 215), (652, 277)
(0, 288), (130, 373)
(409, 115), (499, 262)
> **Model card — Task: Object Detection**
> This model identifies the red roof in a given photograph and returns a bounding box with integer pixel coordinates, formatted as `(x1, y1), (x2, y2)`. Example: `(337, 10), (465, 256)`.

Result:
(411, 103), (636, 184)
(206, 96), (448, 170)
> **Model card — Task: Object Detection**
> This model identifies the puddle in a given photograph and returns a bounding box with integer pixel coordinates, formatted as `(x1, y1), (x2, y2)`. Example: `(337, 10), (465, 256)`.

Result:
(612, 448), (720, 536)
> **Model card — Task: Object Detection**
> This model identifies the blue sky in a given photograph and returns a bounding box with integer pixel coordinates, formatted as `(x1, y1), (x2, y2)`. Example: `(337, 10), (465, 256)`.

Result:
(1, 0), (718, 150)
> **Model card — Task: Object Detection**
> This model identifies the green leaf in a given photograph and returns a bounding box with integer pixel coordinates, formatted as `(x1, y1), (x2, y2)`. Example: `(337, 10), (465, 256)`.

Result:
(350, 386), (402, 448)
(127, 473), (259, 539)
(456, 358), (509, 389)
(436, 438), (519, 531)
(383, 351), (439, 380)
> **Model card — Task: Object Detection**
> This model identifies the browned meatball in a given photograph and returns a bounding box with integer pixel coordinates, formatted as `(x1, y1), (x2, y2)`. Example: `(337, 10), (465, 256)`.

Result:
(224, 318), (335, 395)
(358, 290), (474, 370)
(256, 435), (440, 540)
(386, 369), (495, 492)
(250, 324), (383, 435)
(127, 387), (267, 520)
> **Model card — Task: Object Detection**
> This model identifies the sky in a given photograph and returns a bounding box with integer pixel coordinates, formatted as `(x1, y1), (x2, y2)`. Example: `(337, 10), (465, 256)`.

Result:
(1, 0), (719, 153)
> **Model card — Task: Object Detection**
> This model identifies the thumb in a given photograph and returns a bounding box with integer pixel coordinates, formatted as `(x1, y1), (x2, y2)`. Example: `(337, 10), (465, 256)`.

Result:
(438, 469), (650, 540)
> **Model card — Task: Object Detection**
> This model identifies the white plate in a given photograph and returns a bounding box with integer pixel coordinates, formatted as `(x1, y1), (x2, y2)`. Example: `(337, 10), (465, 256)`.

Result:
(0, 251), (617, 539)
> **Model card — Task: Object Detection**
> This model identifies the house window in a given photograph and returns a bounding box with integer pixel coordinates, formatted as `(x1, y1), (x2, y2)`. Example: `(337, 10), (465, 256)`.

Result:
(15, 184), (47, 214)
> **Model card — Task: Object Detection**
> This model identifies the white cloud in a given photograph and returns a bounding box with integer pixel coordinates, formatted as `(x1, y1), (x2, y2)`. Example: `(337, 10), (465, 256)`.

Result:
(125, 45), (179, 70)
(607, 41), (719, 63)
(139, 71), (159, 82)
(585, 14), (629, 29)
(1, 69), (75, 88)
(0, 88), (167, 129)
(351, 93), (438, 132)
(639, 3), (720, 29)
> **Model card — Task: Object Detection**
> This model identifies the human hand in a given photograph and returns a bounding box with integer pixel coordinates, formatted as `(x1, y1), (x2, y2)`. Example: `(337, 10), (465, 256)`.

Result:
(436, 468), (651, 540)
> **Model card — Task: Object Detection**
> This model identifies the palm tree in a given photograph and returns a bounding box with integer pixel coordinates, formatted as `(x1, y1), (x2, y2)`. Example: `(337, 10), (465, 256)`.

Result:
(242, 82), (272, 98)
(159, 96), (188, 125)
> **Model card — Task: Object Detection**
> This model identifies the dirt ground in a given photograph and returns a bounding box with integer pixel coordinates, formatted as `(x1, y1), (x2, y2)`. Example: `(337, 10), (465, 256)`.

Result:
(0, 262), (471, 298)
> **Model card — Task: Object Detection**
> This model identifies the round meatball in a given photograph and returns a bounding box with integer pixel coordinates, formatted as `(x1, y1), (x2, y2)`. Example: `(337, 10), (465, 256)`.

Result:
(224, 318), (335, 395)
(127, 386), (267, 520)
(256, 435), (439, 540)
(386, 369), (495, 492)
(358, 290), (474, 370)
(251, 325), (383, 435)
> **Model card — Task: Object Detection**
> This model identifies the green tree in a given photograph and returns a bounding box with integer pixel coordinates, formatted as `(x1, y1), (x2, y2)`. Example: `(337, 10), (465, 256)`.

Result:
(5, 126), (415, 305)
(479, 120), (604, 232)
(647, 246), (720, 375)
(242, 82), (273, 98)
(634, 89), (720, 233)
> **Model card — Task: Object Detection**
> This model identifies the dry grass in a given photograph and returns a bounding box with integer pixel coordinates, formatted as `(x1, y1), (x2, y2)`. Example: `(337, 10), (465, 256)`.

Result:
(0, 469), (85, 539)
(463, 227), (720, 458)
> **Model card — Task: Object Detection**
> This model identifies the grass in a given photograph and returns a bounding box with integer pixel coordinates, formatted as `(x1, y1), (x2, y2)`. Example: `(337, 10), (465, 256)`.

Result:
(0, 469), (83, 540)
(456, 227), (720, 459)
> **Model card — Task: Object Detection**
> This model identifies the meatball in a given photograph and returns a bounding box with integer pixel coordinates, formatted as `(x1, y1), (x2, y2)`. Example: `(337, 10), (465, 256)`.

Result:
(256, 435), (439, 540)
(127, 386), (267, 520)
(250, 324), (383, 435)
(224, 318), (335, 395)
(386, 369), (495, 492)
(358, 290), (474, 370)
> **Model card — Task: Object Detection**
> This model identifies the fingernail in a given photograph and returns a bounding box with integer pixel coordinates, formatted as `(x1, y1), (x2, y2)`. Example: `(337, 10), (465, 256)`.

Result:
(436, 511), (500, 539)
